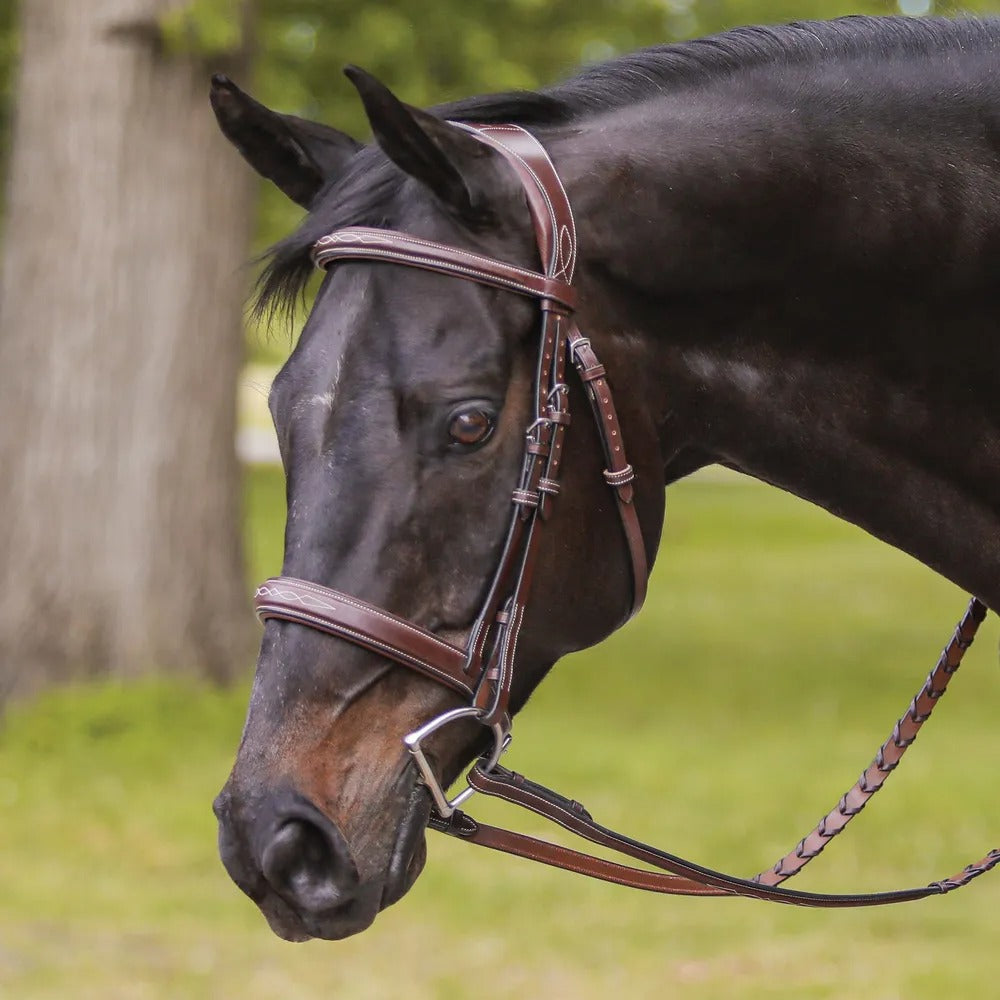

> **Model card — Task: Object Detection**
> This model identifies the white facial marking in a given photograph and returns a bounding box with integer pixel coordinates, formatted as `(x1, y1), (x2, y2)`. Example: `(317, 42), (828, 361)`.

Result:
(310, 390), (336, 411)
(306, 357), (343, 414)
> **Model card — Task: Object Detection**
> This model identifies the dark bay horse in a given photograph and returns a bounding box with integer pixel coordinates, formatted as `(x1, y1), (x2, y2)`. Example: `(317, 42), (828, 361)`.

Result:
(210, 16), (1000, 940)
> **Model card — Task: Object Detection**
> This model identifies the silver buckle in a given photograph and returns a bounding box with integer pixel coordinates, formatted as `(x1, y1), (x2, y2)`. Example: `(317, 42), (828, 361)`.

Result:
(525, 416), (552, 440)
(403, 707), (511, 818)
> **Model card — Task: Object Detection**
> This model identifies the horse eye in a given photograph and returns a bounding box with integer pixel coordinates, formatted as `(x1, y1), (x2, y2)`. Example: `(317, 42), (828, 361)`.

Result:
(447, 405), (495, 448)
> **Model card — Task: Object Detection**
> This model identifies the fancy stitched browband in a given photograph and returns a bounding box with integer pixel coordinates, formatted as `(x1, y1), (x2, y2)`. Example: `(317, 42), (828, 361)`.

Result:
(254, 122), (999, 906)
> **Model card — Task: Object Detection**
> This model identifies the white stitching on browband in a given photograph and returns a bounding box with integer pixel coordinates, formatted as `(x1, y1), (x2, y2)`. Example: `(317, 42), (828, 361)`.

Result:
(315, 119), (580, 283)
(315, 228), (543, 281)
(314, 229), (540, 276)
(313, 246), (568, 303)
(314, 241), (554, 298)
(315, 249), (547, 299)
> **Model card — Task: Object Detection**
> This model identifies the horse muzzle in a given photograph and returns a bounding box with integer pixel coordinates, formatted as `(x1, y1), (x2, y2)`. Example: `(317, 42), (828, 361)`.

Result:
(213, 773), (431, 941)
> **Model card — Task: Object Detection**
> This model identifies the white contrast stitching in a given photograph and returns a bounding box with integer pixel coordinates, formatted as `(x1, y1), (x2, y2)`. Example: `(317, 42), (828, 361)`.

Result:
(313, 246), (571, 304)
(474, 124), (578, 280)
(315, 228), (541, 280)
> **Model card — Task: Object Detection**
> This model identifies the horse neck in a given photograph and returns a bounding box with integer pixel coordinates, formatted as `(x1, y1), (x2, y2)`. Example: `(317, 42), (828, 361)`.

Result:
(551, 92), (1000, 609)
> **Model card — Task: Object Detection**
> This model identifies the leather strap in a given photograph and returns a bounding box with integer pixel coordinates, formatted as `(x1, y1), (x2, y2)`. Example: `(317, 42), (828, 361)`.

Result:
(430, 597), (999, 906)
(254, 578), (475, 699)
(475, 309), (572, 727)
(451, 122), (577, 282)
(312, 227), (576, 311)
(434, 762), (1000, 907)
(754, 596), (988, 886)
(568, 325), (647, 617)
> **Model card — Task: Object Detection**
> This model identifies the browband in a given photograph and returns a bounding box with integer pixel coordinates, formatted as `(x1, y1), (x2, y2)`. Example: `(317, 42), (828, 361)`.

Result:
(312, 228), (577, 313)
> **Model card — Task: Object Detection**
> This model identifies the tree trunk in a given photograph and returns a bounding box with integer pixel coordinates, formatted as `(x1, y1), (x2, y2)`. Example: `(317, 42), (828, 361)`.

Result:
(0, 0), (257, 698)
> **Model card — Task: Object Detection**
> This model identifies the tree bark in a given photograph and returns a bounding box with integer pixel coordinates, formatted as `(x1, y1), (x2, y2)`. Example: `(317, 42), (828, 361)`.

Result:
(0, 0), (257, 698)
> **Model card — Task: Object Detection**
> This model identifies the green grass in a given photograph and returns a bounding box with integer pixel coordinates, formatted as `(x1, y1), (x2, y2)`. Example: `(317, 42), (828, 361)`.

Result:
(3, 468), (999, 999)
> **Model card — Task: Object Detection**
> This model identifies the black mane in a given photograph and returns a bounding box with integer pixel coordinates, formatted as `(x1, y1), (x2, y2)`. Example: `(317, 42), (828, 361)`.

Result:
(460, 15), (1000, 121)
(255, 15), (1000, 319)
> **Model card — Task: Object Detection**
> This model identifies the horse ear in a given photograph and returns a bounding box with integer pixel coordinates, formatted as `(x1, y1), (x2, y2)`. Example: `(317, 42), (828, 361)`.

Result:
(344, 66), (494, 222)
(209, 74), (362, 209)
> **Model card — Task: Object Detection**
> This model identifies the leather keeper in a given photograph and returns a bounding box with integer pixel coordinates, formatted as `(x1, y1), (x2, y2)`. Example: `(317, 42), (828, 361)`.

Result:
(576, 362), (606, 382)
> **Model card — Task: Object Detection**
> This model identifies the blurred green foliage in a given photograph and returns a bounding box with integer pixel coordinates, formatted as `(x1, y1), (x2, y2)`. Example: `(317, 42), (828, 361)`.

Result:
(159, 0), (246, 58)
(0, 0), (16, 189)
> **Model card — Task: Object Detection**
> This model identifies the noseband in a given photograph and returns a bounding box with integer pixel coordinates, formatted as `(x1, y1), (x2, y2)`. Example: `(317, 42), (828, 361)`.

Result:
(254, 124), (998, 907)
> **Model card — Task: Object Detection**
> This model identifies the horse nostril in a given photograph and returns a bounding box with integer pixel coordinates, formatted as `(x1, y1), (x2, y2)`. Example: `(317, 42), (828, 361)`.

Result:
(261, 819), (354, 915)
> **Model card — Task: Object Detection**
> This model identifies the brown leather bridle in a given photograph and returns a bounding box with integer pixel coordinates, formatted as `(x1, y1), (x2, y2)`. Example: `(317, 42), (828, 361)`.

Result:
(254, 123), (999, 907)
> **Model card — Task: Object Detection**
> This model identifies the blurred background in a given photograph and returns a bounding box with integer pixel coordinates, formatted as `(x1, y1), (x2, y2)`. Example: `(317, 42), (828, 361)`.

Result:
(2, 1), (1000, 997)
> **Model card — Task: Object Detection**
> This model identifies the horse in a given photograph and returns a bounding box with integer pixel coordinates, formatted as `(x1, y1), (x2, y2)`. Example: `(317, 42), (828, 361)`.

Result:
(209, 15), (1000, 941)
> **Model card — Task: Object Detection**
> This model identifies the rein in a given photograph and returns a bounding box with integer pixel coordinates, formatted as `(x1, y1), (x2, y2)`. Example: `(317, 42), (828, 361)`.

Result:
(254, 123), (999, 907)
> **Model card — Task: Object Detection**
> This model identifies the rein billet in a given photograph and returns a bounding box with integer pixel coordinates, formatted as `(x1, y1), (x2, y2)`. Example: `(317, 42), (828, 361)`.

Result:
(253, 122), (999, 907)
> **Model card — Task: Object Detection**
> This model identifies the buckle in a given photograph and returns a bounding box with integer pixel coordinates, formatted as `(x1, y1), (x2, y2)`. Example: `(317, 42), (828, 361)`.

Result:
(525, 416), (552, 439)
(403, 706), (511, 818)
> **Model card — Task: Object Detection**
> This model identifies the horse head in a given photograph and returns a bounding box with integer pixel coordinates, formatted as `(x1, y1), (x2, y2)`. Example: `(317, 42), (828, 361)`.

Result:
(209, 71), (661, 941)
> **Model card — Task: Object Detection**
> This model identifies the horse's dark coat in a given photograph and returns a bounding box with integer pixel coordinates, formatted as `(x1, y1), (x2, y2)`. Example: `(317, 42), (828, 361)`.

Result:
(212, 16), (1000, 941)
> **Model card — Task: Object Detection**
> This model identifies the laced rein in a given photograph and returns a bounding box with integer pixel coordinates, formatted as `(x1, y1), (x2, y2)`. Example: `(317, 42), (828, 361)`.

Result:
(253, 123), (998, 906)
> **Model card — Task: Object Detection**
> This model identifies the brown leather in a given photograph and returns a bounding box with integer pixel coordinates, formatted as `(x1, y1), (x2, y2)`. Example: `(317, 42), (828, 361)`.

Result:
(567, 325), (648, 617)
(254, 578), (475, 698)
(472, 307), (570, 727)
(312, 227), (577, 311)
(441, 753), (1000, 907)
(753, 596), (988, 887)
(431, 597), (999, 907)
(253, 120), (998, 910)
(452, 122), (578, 282)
